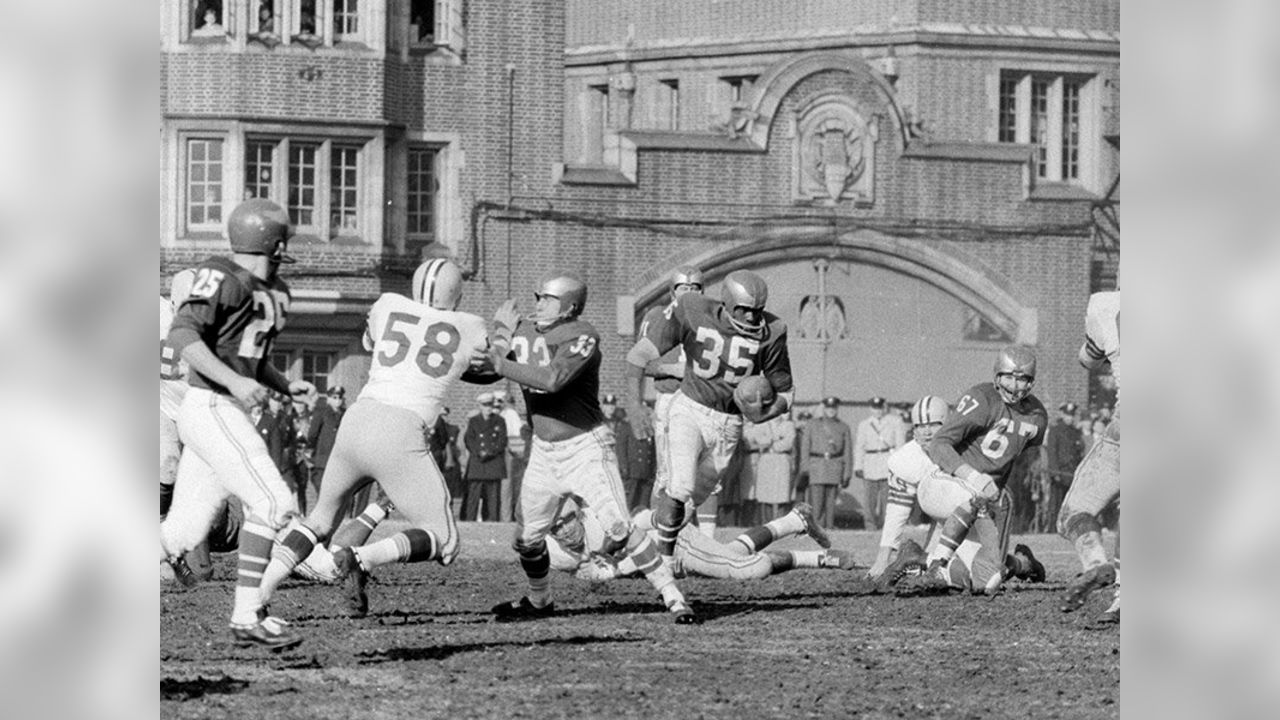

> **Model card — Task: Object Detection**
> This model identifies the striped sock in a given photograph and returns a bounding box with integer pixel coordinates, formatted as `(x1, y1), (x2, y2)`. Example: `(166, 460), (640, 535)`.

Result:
(330, 501), (390, 550)
(653, 496), (685, 556)
(259, 523), (318, 604)
(932, 505), (975, 561)
(357, 528), (439, 569)
(733, 526), (775, 554)
(517, 541), (551, 606)
(231, 519), (276, 625)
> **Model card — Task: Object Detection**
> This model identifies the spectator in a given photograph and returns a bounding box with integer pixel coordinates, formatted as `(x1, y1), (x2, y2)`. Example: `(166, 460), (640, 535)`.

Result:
(273, 393), (308, 514)
(307, 385), (346, 514)
(853, 396), (907, 531)
(427, 407), (465, 518)
(1040, 402), (1085, 532)
(800, 397), (852, 529)
(599, 393), (633, 505)
(257, 3), (275, 33)
(493, 390), (527, 521)
(192, 6), (225, 37)
(739, 416), (770, 525)
(462, 392), (507, 521)
(755, 411), (799, 523)
(623, 401), (658, 512)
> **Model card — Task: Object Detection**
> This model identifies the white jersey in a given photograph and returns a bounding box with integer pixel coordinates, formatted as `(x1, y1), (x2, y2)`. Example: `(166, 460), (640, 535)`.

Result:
(160, 296), (189, 421)
(886, 439), (938, 487)
(359, 293), (489, 425)
(1084, 291), (1120, 392)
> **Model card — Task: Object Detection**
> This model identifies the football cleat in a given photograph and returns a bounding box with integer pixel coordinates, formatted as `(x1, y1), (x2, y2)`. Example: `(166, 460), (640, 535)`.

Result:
(791, 502), (832, 549)
(820, 549), (859, 570)
(1096, 590), (1120, 625)
(230, 612), (302, 650)
(668, 599), (702, 625)
(876, 539), (928, 587)
(1012, 543), (1046, 583)
(491, 597), (556, 622)
(333, 547), (369, 618)
(166, 556), (200, 589)
(894, 559), (953, 597)
(1059, 563), (1117, 613)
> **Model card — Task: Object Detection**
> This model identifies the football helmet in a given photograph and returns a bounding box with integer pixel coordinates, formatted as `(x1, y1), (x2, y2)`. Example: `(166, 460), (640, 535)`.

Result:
(411, 258), (464, 310)
(993, 344), (1037, 404)
(909, 395), (949, 444)
(670, 265), (704, 297)
(531, 273), (587, 328)
(169, 268), (197, 308)
(227, 199), (295, 264)
(721, 270), (769, 337)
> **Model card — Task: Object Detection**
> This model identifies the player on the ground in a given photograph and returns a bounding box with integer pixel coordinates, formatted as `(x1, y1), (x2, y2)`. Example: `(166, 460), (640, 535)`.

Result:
(624, 269), (796, 563)
(884, 347), (1049, 596)
(160, 198), (314, 649)
(547, 501), (855, 581)
(257, 259), (491, 618)
(481, 273), (698, 624)
(635, 267), (716, 525)
(1058, 289), (1120, 621)
(868, 394), (1045, 592)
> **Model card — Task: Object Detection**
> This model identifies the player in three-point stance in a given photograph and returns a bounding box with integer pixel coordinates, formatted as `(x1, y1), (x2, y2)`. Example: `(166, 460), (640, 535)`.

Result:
(160, 198), (314, 649)
(481, 273), (699, 624)
(870, 394), (1045, 592)
(1058, 288), (1120, 621)
(257, 259), (491, 619)
(624, 269), (795, 566)
(883, 346), (1049, 596)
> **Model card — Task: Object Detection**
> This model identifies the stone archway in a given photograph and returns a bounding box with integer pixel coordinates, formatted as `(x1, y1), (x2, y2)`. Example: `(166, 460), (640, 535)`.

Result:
(631, 229), (1037, 345)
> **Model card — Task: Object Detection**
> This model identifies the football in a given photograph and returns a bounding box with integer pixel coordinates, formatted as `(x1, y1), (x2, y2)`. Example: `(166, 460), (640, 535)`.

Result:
(733, 375), (775, 421)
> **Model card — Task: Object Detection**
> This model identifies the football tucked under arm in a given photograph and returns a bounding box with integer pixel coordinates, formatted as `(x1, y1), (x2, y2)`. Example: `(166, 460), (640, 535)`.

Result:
(734, 375), (789, 423)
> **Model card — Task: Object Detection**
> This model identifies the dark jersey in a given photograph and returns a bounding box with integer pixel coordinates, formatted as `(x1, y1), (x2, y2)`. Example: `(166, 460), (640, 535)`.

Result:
(637, 302), (684, 394)
(648, 293), (793, 414)
(167, 256), (291, 396)
(925, 382), (1048, 487)
(508, 317), (605, 433)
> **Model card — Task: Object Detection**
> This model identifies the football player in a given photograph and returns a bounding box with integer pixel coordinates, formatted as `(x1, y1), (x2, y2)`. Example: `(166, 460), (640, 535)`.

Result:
(869, 394), (1045, 591)
(257, 259), (491, 618)
(546, 501), (855, 581)
(481, 273), (698, 624)
(635, 267), (711, 523)
(1058, 289), (1120, 620)
(886, 347), (1050, 595)
(160, 198), (314, 649)
(624, 269), (794, 563)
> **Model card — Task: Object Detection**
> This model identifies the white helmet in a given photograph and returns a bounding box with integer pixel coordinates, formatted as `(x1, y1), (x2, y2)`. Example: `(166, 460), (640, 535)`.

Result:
(170, 268), (197, 308)
(411, 259), (463, 310)
(909, 395), (949, 444)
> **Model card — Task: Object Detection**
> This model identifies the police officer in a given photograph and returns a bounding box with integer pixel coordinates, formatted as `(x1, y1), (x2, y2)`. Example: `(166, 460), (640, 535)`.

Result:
(462, 392), (508, 521)
(854, 396), (907, 531)
(800, 397), (853, 529)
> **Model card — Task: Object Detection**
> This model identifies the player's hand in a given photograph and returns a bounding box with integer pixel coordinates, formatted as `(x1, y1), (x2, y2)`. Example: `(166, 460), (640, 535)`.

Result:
(229, 376), (270, 408)
(288, 379), (316, 399)
(854, 470), (864, 480)
(868, 546), (894, 581)
(841, 478), (850, 489)
(492, 298), (519, 332)
(961, 470), (998, 501)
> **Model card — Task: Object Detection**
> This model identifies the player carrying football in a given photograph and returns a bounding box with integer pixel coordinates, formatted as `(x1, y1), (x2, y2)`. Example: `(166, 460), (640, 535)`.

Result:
(160, 198), (314, 649)
(481, 273), (699, 624)
(256, 259), (491, 618)
(624, 269), (794, 563)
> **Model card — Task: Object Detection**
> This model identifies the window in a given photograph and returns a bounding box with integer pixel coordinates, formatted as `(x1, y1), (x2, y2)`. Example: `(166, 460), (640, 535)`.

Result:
(185, 138), (225, 232)
(245, 136), (366, 241)
(659, 80), (680, 130)
(332, 0), (360, 43)
(998, 71), (1092, 184)
(301, 350), (336, 393)
(582, 84), (609, 163)
(411, 0), (465, 52)
(407, 147), (439, 238)
(722, 75), (756, 105)
(188, 0), (234, 42)
(294, 0), (319, 40)
(270, 351), (294, 377)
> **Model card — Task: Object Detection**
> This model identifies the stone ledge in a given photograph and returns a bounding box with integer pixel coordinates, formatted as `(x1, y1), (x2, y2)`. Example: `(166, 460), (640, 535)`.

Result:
(901, 142), (1032, 163)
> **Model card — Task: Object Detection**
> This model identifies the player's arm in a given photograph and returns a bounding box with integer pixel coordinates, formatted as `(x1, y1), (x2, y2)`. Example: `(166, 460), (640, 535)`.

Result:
(492, 332), (597, 393)
(925, 391), (997, 500)
(1078, 333), (1108, 370)
(753, 330), (794, 422)
(168, 316), (267, 406)
(870, 474), (916, 580)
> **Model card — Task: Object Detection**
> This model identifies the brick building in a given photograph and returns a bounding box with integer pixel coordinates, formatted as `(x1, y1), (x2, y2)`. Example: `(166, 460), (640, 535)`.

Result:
(160, 0), (1119, 421)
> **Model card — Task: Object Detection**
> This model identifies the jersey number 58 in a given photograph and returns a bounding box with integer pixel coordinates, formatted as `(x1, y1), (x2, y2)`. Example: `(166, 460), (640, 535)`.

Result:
(376, 312), (459, 379)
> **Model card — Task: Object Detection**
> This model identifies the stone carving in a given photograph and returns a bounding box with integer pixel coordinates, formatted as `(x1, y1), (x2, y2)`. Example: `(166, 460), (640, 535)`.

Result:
(794, 96), (877, 204)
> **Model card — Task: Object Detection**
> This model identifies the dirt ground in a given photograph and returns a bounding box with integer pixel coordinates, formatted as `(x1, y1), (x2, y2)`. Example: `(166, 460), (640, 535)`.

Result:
(161, 522), (1119, 720)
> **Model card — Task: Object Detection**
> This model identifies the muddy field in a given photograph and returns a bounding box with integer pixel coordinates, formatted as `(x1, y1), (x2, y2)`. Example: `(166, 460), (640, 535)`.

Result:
(161, 523), (1119, 719)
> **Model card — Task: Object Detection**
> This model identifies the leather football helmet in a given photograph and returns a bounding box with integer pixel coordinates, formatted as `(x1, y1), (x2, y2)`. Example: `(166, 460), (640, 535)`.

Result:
(411, 258), (464, 310)
(532, 273), (587, 327)
(909, 395), (949, 444)
(721, 270), (768, 337)
(670, 266), (705, 296)
(993, 344), (1037, 404)
(227, 199), (295, 264)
